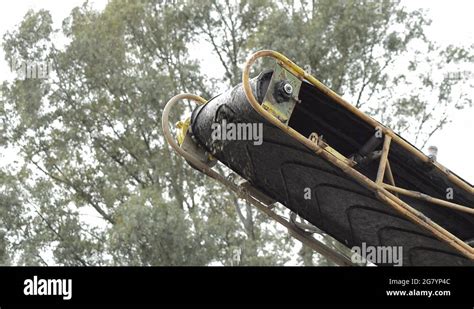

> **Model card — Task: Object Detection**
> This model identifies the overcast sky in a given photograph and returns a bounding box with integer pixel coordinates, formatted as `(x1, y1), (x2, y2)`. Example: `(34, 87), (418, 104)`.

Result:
(1, 0), (473, 183)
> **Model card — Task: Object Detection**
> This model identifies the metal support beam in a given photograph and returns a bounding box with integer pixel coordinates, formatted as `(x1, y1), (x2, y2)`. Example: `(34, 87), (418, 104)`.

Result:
(376, 135), (392, 184)
(383, 184), (474, 215)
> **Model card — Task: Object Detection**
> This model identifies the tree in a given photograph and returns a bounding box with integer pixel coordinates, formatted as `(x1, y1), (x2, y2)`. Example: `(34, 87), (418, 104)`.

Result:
(0, 0), (293, 266)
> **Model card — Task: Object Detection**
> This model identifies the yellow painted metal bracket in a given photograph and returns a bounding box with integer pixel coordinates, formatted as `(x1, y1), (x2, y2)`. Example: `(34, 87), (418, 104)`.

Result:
(242, 50), (474, 260)
(176, 118), (191, 146)
(261, 63), (302, 124)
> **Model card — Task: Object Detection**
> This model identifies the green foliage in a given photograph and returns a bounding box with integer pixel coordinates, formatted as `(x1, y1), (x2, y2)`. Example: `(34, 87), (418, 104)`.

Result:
(1, 0), (472, 266)
(108, 188), (210, 265)
(1, 0), (293, 266)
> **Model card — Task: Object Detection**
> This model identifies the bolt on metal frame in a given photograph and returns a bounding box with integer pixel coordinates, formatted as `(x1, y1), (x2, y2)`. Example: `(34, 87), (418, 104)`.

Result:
(242, 50), (474, 260)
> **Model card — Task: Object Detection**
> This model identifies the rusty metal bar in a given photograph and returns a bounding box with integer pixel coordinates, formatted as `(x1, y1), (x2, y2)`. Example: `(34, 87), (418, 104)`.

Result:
(376, 190), (474, 257)
(236, 186), (356, 266)
(376, 135), (392, 184)
(383, 184), (474, 215)
(385, 161), (398, 197)
(385, 161), (396, 187)
(242, 50), (474, 259)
